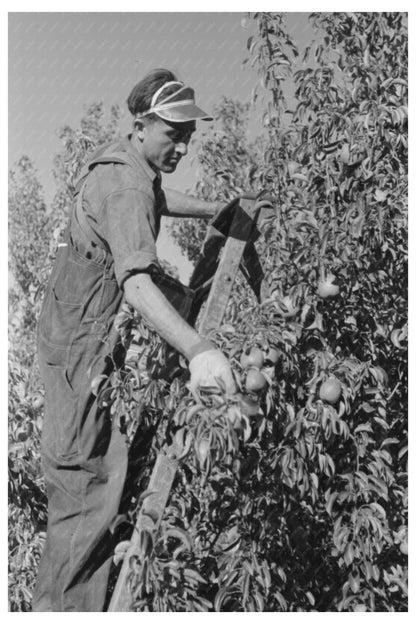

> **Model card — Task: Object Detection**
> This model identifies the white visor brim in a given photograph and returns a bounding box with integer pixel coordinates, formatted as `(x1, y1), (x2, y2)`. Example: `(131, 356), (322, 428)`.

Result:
(154, 103), (213, 123)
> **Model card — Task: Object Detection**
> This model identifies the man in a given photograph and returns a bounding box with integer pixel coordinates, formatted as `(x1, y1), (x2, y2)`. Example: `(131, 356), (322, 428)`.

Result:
(33, 68), (236, 612)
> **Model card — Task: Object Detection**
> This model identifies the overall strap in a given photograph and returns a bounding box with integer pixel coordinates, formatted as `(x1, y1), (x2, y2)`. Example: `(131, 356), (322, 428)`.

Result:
(74, 180), (108, 251)
(73, 150), (137, 251)
(74, 151), (136, 194)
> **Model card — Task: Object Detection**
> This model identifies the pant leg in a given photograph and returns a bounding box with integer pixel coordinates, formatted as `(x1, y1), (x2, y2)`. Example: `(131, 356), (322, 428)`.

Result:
(32, 418), (128, 611)
(32, 334), (129, 612)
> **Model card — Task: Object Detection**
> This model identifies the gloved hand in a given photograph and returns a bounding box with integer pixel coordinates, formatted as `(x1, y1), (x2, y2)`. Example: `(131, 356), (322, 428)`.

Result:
(189, 348), (237, 398)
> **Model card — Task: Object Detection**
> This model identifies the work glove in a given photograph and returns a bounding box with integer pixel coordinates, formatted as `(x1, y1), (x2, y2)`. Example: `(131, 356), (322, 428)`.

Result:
(189, 347), (237, 398)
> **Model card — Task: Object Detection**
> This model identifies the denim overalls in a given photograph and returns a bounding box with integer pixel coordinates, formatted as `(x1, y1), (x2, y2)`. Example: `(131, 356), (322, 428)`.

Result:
(33, 149), (148, 611)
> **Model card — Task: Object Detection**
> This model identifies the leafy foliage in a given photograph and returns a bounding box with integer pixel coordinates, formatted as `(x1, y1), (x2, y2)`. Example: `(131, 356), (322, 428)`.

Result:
(8, 363), (47, 611)
(9, 157), (50, 610)
(109, 11), (407, 612)
(9, 157), (50, 297)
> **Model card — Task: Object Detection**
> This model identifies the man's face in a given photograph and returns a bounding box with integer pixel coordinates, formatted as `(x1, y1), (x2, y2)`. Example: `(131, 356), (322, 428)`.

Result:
(139, 118), (196, 173)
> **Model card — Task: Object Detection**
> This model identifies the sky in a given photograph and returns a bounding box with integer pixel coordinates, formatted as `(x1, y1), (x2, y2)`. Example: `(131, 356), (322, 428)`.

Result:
(8, 11), (313, 279)
(8, 12), (313, 191)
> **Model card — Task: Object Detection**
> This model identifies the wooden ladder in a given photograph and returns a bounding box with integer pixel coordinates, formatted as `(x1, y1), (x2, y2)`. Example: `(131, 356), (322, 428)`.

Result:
(108, 196), (271, 611)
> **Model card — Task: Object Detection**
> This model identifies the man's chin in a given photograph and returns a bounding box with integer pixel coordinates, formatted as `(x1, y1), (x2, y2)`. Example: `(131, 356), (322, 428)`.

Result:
(160, 161), (179, 173)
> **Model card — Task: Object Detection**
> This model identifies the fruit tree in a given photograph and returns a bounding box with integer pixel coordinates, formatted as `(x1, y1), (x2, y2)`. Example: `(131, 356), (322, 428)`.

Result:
(105, 12), (407, 612)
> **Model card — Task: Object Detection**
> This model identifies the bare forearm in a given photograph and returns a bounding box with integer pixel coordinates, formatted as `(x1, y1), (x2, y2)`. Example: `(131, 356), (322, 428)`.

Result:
(164, 187), (220, 218)
(124, 273), (205, 360)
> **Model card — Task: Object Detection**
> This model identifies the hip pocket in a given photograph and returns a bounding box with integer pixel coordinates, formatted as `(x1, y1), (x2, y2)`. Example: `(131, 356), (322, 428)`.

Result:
(38, 288), (84, 359)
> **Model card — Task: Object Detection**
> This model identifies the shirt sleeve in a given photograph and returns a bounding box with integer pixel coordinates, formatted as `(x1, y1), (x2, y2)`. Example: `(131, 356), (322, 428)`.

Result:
(101, 187), (161, 288)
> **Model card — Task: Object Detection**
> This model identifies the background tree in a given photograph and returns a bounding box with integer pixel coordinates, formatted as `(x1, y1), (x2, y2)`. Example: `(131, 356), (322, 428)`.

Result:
(8, 157), (50, 611)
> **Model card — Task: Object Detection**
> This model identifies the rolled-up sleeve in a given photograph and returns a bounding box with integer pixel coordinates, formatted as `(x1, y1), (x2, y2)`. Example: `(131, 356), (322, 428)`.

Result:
(101, 187), (160, 288)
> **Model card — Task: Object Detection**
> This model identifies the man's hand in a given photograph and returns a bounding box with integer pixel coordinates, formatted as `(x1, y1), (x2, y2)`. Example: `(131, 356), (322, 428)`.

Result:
(124, 274), (237, 397)
(189, 348), (237, 398)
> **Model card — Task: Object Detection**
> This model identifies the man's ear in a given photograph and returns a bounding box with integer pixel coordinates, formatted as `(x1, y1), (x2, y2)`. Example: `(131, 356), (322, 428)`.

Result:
(134, 119), (146, 141)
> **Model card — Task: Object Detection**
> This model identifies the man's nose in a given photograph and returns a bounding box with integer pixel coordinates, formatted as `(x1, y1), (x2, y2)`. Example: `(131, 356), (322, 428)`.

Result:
(175, 142), (188, 156)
